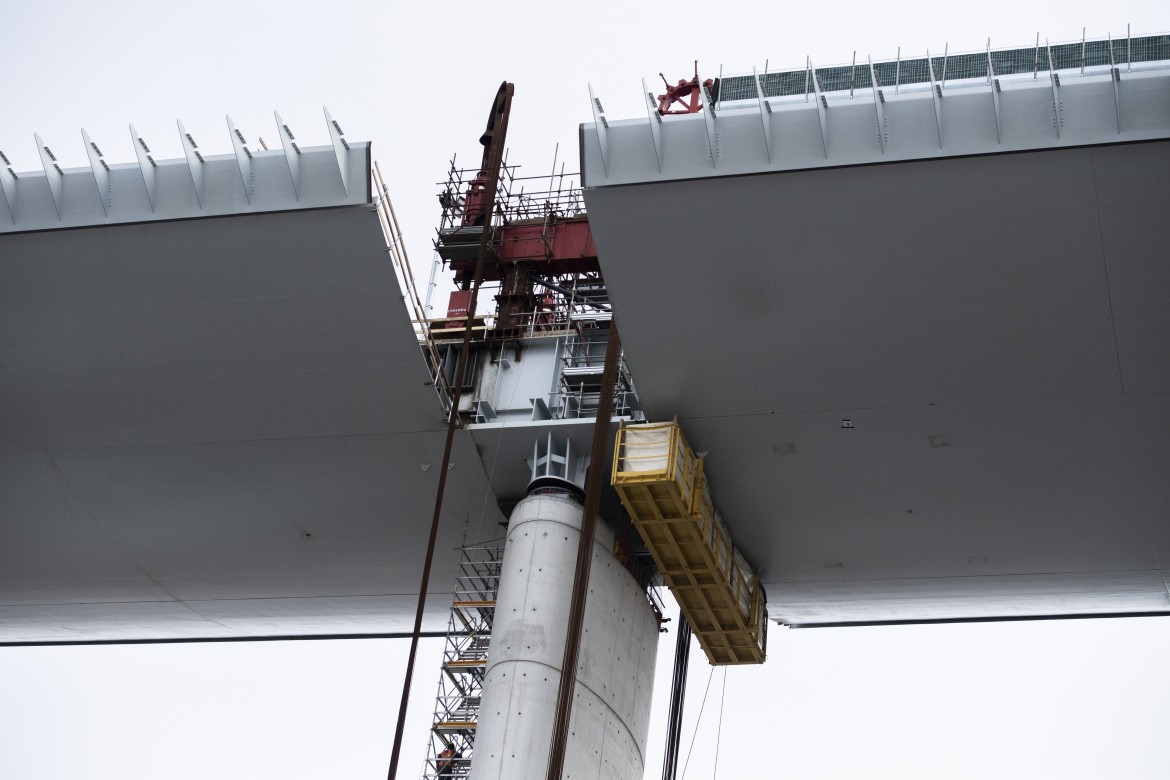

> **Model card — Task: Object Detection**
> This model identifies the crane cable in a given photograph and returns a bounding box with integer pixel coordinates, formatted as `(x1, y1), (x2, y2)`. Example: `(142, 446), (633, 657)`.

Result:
(713, 667), (728, 778)
(680, 666), (730, 779)
(680, 667), (714, 778)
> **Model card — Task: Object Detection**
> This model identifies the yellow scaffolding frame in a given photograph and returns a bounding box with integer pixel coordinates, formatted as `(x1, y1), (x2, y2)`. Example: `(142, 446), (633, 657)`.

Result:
(612, 422), (767, 665)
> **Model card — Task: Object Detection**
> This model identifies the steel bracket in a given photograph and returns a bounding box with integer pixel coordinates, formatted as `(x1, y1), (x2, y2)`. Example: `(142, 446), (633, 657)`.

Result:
(178, 120), (204, 207)
(275, 111), (301, 199)
(810, 59), (829, 158)
(227, 116), (253, 204)
(35, 133), (65, 219)
(82, 129), (110, 215)
(869, 58), (886, 154)
(324, 106), (350, 196)
(0, 151), (16, 223)
(753, 67), (772, 163)
(987, 46), (1002, 144)
(129, 124), (157, 211)
(927, 50), (944, 148)
(642, 79), (663, 172)
(699, 74), (717, 168)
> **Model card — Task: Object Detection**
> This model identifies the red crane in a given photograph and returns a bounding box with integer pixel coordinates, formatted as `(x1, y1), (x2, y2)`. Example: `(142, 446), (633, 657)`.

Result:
(657, 61), (718, 114)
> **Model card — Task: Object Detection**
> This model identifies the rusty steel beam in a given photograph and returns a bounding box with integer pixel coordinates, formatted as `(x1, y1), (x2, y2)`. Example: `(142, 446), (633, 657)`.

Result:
(386, 81), (514, 780)
(545, 322), (623, 780)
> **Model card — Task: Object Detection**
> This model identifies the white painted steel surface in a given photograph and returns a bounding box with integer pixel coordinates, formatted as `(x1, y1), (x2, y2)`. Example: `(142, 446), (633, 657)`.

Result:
(473, 492), (658, 780)
(4, 46), (1168, 641)
(582, 56), (1170, 625)
(582, 62), (1170, 187)
(0, 142), (505, 642)
(0, 139), (368, 233)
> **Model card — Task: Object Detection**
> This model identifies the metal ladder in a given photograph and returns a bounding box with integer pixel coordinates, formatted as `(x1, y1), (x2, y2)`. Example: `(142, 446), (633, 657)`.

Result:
(422, 543), (504, 779)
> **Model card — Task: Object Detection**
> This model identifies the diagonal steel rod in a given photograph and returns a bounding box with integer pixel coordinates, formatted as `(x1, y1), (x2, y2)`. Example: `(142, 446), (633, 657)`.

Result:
(386, 81), (513, 780)
(545, 323), (623, 780)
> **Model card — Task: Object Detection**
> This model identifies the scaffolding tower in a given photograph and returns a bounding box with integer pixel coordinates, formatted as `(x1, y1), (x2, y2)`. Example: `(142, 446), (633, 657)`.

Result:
(422, 543), (505, 779)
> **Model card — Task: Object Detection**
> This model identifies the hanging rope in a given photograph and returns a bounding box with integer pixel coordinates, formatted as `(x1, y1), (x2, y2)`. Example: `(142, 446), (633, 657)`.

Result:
(680, 666), (715, 778)
(713, 668), (728, 778)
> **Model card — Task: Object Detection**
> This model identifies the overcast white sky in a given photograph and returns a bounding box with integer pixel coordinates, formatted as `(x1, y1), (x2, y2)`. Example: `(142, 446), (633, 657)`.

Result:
(2, 1), (1168, 778)
(3, 610), (1170, 778)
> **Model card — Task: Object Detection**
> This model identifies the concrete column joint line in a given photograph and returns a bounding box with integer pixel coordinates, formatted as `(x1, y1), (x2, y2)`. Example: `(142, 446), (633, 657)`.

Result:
(484, 657), (648, 766)
(510, 514), (603, 538)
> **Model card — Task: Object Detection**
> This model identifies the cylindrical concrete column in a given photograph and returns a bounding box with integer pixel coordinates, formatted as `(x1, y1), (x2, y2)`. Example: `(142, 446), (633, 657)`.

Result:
(472, 491), (659, 780)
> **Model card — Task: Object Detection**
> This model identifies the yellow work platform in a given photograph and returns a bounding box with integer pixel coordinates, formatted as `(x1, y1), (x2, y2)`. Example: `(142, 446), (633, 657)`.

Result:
(612, 422), (767, 665)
